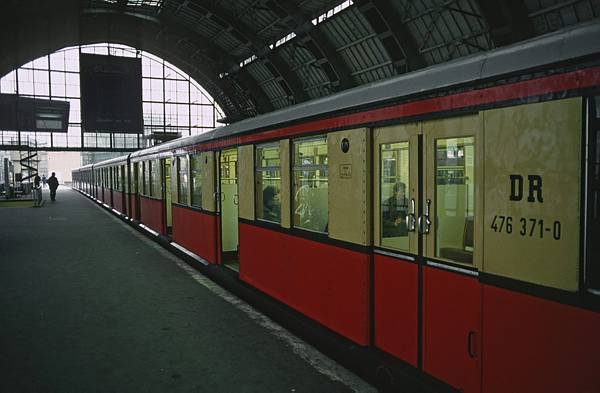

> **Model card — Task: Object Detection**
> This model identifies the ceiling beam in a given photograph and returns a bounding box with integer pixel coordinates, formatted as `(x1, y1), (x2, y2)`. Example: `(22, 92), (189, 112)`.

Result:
(180, 0), (309, 104)
(477, 0), (535, 47)
(356, 0), (425, 72)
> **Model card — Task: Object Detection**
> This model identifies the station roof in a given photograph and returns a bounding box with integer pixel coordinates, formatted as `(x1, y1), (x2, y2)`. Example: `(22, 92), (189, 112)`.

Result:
(1, 0), (598, 124)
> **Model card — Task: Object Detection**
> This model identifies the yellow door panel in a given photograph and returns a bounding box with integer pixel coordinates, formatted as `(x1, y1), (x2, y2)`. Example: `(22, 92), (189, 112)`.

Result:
(238, 145), (255, 220)
(483, 98), (581, 291)
(328, 128), (371, 245)
(280, 139), (291, 229)
(373, 123), (420, 254)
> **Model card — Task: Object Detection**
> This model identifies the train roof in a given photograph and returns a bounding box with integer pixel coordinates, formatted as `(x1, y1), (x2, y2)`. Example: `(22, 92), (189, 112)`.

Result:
(91, 21), (599, 166)
(93, 154), (131, 169)
(74, 164), (94, 172)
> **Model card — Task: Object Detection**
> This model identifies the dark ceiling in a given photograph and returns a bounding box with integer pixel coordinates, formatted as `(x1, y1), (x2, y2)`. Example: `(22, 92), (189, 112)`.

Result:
(1, 0), (598, 123)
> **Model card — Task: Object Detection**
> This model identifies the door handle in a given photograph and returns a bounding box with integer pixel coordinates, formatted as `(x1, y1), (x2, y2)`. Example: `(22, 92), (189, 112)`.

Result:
(406, 198), (416, 232)
(468, 331), (477, 358)
(233, 194), (239, 205)
(419, 199), (432, 234)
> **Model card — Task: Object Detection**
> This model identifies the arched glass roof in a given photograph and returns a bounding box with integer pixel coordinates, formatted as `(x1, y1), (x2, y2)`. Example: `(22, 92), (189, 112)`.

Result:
(0, 43), (225, 150)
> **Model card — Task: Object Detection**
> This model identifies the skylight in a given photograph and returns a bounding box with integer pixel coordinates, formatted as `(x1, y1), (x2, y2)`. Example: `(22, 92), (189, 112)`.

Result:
(224, 0), (354, 75)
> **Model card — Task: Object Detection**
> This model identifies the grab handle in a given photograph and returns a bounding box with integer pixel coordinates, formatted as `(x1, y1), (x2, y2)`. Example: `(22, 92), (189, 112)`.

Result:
(468, 331), (477, 358)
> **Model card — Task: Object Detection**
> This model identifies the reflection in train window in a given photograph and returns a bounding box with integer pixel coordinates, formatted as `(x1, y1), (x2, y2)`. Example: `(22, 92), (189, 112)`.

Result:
(144, 161), (151, 196)
(114, 166), (121, 191)
(190, 153), (202, 208)
(292, 137), (328, 233)
(380, 142), (409, 251)
(177, 156), (189, 205)
(255, 143), (281, 223)
(151, 159), (162, 198)
(136, 162), (143, 195)
(435, 137), (475, 264)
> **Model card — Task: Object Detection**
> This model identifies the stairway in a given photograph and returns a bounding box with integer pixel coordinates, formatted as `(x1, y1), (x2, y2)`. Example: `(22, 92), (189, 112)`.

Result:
(19, 137), (39, 182)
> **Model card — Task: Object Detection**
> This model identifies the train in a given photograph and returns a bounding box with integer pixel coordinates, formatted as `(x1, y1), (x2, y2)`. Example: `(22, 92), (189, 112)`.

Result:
(73, 22), (600, 393)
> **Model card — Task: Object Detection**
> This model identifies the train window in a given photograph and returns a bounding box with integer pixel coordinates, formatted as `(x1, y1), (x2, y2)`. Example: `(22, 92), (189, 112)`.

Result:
(115, 167), (119, 191)
(134, 161), (144, 194)
(144, 161), (151, 196)
(380, 142), (410, 251)
(435, 137), (475, 265)
(177, 156), (189, 205)
(151, 159), (162, 198)
(587, 96), (600, 292)
(255, 143), (281, 223)
(122, 165), (127, 193)
(190, 153), (202, 207)
(292, 137), (328, 233)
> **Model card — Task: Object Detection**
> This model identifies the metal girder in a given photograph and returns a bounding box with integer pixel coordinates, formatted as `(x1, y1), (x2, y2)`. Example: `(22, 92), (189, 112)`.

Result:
(477, 0), (535, 47)
(234, 71), (275, 114)
(356, 0), (425, 72)
(179, 0), (309, 104)
(270, 1), (354, 91)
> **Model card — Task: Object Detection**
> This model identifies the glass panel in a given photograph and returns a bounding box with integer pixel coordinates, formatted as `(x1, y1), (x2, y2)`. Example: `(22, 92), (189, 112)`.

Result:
(190, 153), (202, 207)
(0, 70), (17, 94)
(256, 144), (281, 223)
(177, 156), (189, 205)
(18, 69), (34, 95)
(151, 159), (162, 198)
(121, 165), (127, 192)
(435, 137), (475, 264)
(292, 138), (328, 233)
(117, 166), (122, 191)
(380, 142), (410, 251)
(144, 161), (151, 196)
(50, 71), (66, 97)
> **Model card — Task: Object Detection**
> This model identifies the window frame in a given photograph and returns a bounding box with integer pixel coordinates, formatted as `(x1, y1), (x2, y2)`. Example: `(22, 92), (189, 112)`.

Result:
(291, 135), (329, 234)
(190, 152), (203, 208)
(255, 142), (282, 224)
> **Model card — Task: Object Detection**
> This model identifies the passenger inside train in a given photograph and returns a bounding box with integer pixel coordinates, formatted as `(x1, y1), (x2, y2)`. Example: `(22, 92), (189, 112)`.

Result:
(381, 182), (409, 237)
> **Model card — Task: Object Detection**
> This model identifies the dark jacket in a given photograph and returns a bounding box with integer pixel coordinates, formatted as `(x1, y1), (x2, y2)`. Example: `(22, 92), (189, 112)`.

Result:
(382, 196), (408, 237)
(47, 176), (59, 190)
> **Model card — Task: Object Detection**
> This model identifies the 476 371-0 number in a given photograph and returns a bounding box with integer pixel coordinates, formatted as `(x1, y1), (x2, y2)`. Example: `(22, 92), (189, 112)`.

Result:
(490, 215), (561, 240)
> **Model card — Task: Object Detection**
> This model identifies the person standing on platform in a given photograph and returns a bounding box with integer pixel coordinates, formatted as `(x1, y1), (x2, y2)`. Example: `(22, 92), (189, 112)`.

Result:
(33, 174), (42, 207)
(41, 175), (47, 188)
(47, 172), (59, 201)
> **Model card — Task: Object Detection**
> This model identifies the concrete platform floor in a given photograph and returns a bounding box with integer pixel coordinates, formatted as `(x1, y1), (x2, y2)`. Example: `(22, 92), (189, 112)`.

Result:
(0, 188), (375, 393)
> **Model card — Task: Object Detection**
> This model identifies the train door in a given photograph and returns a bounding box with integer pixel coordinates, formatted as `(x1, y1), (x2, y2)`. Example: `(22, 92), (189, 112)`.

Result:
(421, 115), (482, 393)
(120, 165), (127, 215)
(373, 115), (483, 393)
(373, 123), (420, 367)
(134, 162), (141, 221)
(163, 158), (173, 235)
(219, 148), (239, 270)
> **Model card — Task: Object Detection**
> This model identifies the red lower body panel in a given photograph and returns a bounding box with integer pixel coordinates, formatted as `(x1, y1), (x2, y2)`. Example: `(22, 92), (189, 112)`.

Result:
(482, 285), (600, 393)
(113, 190), (124, 214)
(172, 205), (218, 264)
(239, 223), (370, 345)
(140, 196), (165, 234)
(374, 254), (418, 366)
(423, 266), (481, 393)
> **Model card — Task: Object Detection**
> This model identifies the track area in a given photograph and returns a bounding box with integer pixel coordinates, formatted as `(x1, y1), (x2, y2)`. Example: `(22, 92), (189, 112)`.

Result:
(0, 188), (374, 393)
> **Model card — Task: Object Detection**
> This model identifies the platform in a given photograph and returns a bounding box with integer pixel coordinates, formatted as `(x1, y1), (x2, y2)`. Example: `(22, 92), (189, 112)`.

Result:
(0, 188), (373, 393)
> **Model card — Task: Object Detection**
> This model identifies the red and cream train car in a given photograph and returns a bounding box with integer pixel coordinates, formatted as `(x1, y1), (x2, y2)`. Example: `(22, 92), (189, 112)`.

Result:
(73, 23), (600, 393)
